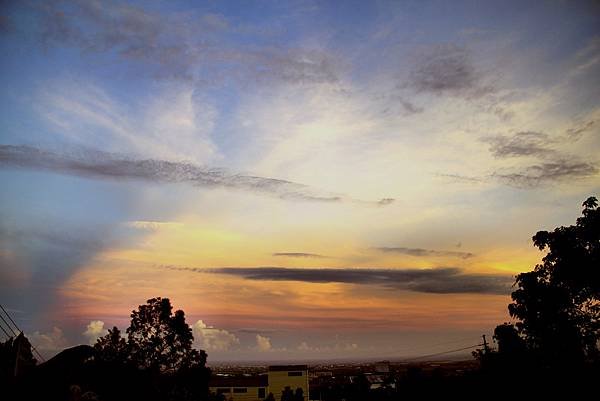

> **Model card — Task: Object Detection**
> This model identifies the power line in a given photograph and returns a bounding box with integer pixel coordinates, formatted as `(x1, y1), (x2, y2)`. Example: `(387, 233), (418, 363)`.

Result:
(0, 304), (20, 333)
(0, 303), (45, 362)
(402, 344), (483, 362)
(389, 336), (481, 355)
(0, 311), (18, 337)
(0, 320), (12, 339)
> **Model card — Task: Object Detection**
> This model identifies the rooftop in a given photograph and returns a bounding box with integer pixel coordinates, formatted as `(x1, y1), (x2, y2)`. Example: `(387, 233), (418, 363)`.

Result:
(268, 365), (309, 372)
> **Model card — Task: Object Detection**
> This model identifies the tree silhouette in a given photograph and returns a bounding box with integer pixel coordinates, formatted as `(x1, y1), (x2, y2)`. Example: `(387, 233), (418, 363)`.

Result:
(94, 326), (127, 364)
(126, 297), (203, 372)
(507, 196), (599, 365)
(493, 323), (527, 356)
(95, 297), (207, 373)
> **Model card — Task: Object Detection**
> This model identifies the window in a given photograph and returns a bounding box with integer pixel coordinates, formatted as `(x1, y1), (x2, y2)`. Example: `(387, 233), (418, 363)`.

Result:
(216, 388), (230, 394)
(288, 371), (303, 376)
(233, 388), (248, 393)
(258, 388), (266, 398)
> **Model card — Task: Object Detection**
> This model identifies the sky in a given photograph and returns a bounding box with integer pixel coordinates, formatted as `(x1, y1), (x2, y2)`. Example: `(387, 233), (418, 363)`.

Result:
(0, 0), (599, 362)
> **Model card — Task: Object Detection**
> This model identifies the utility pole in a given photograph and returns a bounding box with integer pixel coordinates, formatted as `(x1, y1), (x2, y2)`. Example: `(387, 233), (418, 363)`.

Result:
(482, 334), (489, 354)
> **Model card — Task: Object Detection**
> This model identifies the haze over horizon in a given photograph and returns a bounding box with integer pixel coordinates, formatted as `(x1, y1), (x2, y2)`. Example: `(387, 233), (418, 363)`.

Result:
(0, 0), (599, 361)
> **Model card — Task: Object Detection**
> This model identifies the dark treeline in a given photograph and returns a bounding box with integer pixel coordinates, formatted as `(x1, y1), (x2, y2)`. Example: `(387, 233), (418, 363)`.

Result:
(2, 297), (212, 401)
(1, 197), (598, 400)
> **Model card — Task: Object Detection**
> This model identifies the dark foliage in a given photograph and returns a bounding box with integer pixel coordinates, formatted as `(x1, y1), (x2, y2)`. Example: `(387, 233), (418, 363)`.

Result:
(95, 297), (207, 373)
(508, 196), (599, 366)
(2, 297), (210, 401)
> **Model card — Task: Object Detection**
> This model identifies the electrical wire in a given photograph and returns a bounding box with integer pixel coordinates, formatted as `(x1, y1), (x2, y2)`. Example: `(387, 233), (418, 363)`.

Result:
(0, 303), (45, 362)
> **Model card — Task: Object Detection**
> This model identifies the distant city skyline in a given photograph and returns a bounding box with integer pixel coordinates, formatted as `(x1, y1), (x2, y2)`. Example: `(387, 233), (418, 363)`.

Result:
(0, 0), (599, 361)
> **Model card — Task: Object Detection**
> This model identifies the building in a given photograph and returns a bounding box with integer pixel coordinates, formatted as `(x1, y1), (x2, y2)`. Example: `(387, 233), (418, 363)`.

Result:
(268, 365), (309, 401)
(209, 365), (309, 401)
(209, 374), (269, 401)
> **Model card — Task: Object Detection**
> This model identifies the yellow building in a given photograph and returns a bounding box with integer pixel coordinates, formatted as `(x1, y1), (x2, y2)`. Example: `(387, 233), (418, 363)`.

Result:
(209, 365), (309, 401)
(267, 365), (309, 401)
(209, 375), (269, 401)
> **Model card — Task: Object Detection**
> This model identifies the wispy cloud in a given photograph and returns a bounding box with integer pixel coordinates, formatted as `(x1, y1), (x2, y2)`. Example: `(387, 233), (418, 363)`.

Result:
(408, 44), (494, 98)
(0, 145), (392, 205)
(436, 173), (484, 184)
(566, 120), (595, 140)
(273, 252), (329, 259)
(492, 160), (598, 187)
(482, 131), (554, 158)
(28, 0), (340, 85)
(441, 159), (598, 188)
(161, 266), (512, 295)
(375, 247), (474, 259)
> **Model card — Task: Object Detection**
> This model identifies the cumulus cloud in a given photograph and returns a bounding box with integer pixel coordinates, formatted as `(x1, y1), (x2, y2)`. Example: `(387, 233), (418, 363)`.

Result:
(376, 247), (474, 259)
(255, 334), (272, 351)
(483, 131), (554, 158)
(0, 145), (392, 205)
(29, 327), (69, 355)
(408, 44), (493, 98)
(192, 320), (240, 352)
(82, 320), (108, 345)
(162, 266), (513, 295)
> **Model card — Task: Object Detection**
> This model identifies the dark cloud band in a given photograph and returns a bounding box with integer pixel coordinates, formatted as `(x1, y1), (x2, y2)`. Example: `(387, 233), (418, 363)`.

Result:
(492, 160), (598, 187)
(162, 265), (513, 295)
(376, 247), (474, 259)
(273, 253), (328, 259)
(0, 145), (392, 205)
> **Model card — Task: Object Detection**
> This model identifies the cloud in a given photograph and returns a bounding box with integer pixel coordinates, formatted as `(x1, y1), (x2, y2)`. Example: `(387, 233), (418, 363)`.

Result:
(483, 131), (554, 158)
(566, 120), (596, 140)
(162, 266), (513, 295)
(376, 247), (474, 259)
(28, 327), (69, 355)
(255, 334), (272, 351)
(436, 173), (484, 184)
(82, 320), (108, 345)
(0, 220), (119, 320)
(0, 145), (392, 204)
(377, 198), (395, 206)
(493, 160), (598, 187)
(297, 341), (359, 352)
(408, 44), (493, 98)
(273, 252), (328, 259)
(398, 99), (424, 115)
(27, 0), (339, 84)
(192, 320), (240, 352)
(35, 0), (204, 81)
(234, 328), (280, 335)
(124, 221), (184, 231)
(441, 159), (598, 188)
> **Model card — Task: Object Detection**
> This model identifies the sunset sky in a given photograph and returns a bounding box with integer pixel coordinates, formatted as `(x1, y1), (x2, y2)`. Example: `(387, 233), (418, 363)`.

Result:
(0, 0), (599, 362)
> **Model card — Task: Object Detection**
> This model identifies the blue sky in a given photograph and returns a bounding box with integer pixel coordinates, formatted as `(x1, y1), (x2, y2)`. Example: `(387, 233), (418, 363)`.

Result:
(0, 0), (599, 361)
